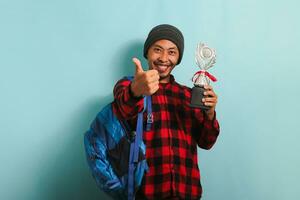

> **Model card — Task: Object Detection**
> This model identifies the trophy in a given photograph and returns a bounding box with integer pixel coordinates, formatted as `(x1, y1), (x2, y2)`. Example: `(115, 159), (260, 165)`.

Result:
(190, 42), (217, 110)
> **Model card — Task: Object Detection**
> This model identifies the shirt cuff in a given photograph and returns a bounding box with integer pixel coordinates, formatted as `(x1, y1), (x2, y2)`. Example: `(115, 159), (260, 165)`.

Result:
(128, 83), (143, 99)
(203, 111), (219, 130)
(126, 83), (144, 106)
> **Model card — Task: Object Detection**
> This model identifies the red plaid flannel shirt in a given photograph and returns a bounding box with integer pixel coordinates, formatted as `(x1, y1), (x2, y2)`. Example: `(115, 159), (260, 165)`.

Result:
(112, 75), (220, 200)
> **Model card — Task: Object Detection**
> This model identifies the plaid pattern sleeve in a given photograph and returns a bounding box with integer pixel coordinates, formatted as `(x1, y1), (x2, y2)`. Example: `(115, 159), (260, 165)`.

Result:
(191, 110), (220, 150)
(113, 75), (220, 200)
(112, 78), (144, 120)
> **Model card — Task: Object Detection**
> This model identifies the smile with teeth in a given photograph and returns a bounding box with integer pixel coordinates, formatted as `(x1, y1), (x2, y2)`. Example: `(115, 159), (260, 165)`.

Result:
(155, 64), (169, 73)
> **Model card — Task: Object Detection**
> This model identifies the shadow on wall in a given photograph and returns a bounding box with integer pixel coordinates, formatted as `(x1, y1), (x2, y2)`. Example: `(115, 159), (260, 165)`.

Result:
(111, 39), (147, 80)
(37, 42), (145, 200)
(37, 96), (112, 200)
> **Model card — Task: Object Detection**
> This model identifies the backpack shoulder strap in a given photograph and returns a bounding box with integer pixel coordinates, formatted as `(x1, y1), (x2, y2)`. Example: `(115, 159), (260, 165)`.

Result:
(125, 76), (134, 81)
(128, 95), (152, 200)
(123, 75), (153, 199)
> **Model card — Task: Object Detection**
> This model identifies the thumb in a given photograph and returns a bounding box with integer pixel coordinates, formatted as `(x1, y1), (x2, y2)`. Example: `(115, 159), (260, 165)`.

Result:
(132, 57), (144, 74)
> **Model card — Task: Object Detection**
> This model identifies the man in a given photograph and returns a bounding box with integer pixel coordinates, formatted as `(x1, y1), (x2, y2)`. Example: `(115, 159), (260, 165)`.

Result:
(112, 24), (220, 200)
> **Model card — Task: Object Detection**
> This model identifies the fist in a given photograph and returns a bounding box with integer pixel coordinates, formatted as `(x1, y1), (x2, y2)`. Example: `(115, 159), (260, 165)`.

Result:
(130, 58), (160, 97)
(202, 85), (218, 120)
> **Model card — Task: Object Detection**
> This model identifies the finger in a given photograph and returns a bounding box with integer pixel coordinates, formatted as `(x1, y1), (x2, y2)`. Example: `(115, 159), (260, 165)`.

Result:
(146, 75), (160, 84)
(144, 70), (159, 83)
(202, 97), (217, 103)
(150, 80), (159, 87)
(147, 81), (160, 89)
(146, 81), (159, 92)
(145, 84), (159, 95)
(147, 69), (160, 77)
(203, 102), (215, 107)
(150, 85), (160, 94)
(204, 85), (213, 90)
(132, 57), (144, 74)
(204, 90), (216, 97)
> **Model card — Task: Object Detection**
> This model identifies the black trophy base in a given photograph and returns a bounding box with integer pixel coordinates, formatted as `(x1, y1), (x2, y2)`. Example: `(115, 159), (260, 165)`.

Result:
(190, 85), (210, 111)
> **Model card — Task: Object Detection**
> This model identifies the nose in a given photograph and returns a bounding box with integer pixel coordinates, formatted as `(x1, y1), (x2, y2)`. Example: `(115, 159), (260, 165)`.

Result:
(159, 51), (168, 62)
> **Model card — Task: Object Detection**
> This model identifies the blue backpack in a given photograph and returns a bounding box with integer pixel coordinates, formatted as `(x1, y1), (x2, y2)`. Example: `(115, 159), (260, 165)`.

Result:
(84, 77), (152, 200)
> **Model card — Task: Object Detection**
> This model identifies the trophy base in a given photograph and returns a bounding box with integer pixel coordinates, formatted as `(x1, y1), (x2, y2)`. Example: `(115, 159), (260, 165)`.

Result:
(190, 85), (210, 111)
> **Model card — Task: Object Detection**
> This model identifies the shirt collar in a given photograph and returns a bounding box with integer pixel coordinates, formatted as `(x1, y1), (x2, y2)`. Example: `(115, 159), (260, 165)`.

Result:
(159, 74), (175, 88)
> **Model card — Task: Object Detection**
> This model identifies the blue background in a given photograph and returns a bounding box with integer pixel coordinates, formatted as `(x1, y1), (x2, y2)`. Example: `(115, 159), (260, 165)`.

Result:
(1, 0), (299, 199)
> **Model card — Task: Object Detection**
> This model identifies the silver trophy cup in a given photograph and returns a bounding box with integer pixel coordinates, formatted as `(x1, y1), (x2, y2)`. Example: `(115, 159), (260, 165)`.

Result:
(190, 43), (217, 110)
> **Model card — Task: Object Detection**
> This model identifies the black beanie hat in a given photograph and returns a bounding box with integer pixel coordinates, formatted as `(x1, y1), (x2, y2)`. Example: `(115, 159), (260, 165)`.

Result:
(143, 24), (184, 64)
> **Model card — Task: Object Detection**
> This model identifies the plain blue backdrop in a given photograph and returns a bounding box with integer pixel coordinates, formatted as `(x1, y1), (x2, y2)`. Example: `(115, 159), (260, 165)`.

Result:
(1, 0), (299, 199)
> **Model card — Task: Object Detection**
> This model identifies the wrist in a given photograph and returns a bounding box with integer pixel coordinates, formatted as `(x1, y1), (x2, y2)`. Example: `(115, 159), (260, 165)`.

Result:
(130, 82), (142, 98)
(205, 109), (215, 120)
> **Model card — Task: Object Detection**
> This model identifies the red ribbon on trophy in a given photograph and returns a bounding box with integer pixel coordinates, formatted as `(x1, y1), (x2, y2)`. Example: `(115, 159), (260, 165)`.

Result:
(192, 70), (217, 83)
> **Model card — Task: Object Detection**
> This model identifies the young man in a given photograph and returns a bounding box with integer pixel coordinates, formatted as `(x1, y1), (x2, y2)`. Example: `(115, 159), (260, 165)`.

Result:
(112, 24), (220, 200)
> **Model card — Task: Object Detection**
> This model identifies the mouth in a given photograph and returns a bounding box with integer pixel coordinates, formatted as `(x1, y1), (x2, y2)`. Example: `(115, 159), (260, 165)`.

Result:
(155, 64), (170, 73)
(153, 61), (173, 74)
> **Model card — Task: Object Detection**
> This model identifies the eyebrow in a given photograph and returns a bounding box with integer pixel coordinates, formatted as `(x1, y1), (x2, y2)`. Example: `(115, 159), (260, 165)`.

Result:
(153, 44), (177, 50)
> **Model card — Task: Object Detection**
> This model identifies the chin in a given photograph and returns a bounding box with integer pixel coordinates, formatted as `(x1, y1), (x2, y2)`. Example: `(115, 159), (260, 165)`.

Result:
(159, 73), (169, 78)
(159, 73), (171, 81)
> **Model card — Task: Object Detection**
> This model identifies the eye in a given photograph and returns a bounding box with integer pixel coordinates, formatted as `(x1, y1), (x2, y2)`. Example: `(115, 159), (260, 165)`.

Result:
(153, 47), (162, 53)
(169, 50), (177, 56)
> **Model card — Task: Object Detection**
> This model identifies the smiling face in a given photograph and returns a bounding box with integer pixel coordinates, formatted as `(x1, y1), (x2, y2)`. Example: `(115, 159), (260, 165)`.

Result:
(146, 39), (180, 83)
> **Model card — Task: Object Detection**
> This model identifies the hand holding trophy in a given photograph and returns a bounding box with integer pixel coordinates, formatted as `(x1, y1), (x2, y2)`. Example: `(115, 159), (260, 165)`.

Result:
(190, 43), (217, 110)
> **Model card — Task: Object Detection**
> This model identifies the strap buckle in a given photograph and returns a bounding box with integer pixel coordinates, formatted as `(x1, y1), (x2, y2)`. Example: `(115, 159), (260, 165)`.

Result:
(147, 113), (153, 124)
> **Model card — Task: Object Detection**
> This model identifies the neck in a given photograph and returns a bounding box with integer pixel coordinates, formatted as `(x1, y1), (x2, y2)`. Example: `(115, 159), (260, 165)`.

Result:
(159, 75), (171, 83)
